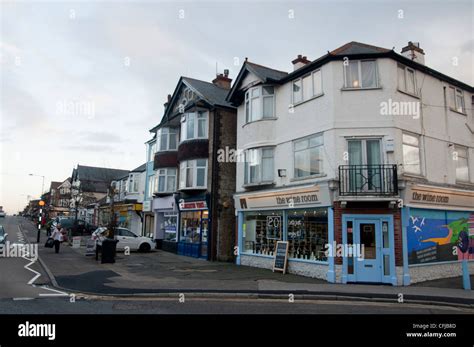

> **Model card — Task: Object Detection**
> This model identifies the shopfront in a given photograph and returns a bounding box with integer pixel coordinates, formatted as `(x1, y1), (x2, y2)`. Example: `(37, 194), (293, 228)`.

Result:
(153, 195), (178, 253)
(235, 184), (333, 280)
(114, 203), (143, 236)
(177, 198), (209, 259)
(401, 184), (474, 284)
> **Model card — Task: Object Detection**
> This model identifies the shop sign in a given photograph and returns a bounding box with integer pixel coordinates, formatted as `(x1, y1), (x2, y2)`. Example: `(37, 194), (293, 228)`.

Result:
(273, 241), (289, 274)
(143, 201), (152, 212)
(405, 184), (474, 210)
(236, 185), (329, 211)
(179, 199), (207, 211)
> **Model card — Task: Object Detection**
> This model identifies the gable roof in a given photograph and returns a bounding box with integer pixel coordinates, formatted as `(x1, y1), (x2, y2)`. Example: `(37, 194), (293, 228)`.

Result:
(73, 165), (130, 193)
(50, 181), (62, 190)
(227, 41), (473, 105)
(131, 163), (147, 172)
(150, 76), (236, 132)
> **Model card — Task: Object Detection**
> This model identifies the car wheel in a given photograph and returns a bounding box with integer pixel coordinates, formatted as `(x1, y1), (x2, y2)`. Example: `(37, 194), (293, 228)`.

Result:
(139, 243), (151, 252)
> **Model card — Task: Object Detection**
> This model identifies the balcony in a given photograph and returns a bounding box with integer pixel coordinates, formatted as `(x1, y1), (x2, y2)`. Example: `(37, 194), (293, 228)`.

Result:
(338, 165), (398, 196)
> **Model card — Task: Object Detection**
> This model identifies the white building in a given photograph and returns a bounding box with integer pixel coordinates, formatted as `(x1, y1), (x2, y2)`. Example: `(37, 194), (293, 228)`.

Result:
(228, 41), (474, 285)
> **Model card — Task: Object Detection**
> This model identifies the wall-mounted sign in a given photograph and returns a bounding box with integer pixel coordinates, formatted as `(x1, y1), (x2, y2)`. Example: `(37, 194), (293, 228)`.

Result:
(235, 185), (331, 211)
(143, 201), (152, 212)
(178, 199), (207, 211)
(405, 184), (474, 211)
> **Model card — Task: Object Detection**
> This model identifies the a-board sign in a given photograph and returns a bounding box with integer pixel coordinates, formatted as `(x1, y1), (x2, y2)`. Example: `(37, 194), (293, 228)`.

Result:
(273, 241), (289, 274)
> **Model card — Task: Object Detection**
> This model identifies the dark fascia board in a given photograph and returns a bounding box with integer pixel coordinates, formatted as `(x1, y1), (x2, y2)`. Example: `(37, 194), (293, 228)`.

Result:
(226, 64), (264, 103)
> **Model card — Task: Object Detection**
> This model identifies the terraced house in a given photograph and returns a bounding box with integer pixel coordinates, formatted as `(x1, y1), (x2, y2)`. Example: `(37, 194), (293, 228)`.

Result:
(228, 41), (474, 285)
(148, 72), (237, 261)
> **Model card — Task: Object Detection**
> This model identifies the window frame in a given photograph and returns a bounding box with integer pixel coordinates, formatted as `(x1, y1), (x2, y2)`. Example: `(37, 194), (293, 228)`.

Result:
(449, 86), (466, 114)
(343, 59), (379, 89)
(402, 133), (422, 176)
(179, 159), (208, 189)
(454, 145), (470, 182)
(293, 133), (324, 179)
(292, 69), (323, 105)
(147, 174), (155, 198)
(397, 64), (417, 96)
(156, 167), (177, 193)
(245, 85), (276, 123)
(244, 147), (275, 185)
(157, 127), (178, 152)
(180, 111), (208, 142)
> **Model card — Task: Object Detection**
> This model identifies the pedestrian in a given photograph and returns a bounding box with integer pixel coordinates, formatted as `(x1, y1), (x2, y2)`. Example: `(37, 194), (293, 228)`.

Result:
(51, 223), (64, 254)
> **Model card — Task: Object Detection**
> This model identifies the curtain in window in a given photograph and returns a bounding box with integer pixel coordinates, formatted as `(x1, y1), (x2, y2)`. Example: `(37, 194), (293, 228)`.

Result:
(348, 141), (363, 191)
(361, 61), (376, 88)
(366, 140), (381, 190)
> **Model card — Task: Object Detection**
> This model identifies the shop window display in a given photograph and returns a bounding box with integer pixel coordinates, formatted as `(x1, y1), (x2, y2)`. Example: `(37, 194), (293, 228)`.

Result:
(243, 211), (282, 256)
(287, 209), (328, 261)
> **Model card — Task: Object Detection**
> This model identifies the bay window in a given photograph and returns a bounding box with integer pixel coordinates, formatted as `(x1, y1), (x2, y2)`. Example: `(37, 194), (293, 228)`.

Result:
(449, 86), (465, 114)
(128, 174), (139, 193)
(157, 127), (178, 151)
(156, 168), (177, 193)
(245, 85), (275, 122)
(148, 142), (156, 162)
(294, 133), (324, 178)
(398, 64), (417, 95)
(147, 175), (155, 198)
(244, 147), (274, 184)
(402, 133), (421, 175)
(344, 60), (378, 89)
(180, 111), (208, 141)
(179, 159), (207, 189)
(292, 69), (322, 104)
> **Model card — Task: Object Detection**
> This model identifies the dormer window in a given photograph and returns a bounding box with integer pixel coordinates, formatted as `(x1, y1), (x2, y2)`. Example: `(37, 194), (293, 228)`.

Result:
(180, 111), (208, 142)
(343, 60), (378, 89)
(157, 127), (178, 151)
(245, 85), (275, 123)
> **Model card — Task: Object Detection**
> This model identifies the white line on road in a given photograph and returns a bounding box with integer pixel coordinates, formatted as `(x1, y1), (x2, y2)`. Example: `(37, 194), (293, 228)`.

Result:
(13, 297), (35, 301)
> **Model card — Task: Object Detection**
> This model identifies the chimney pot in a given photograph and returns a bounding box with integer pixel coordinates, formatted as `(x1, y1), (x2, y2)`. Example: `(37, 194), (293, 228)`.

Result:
(401, 41), (425, 65)
(292, 54), (311, 71)
(212, 72), (232, 89)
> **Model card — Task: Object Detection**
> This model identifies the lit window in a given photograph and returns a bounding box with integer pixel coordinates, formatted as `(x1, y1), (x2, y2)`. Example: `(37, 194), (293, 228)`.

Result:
(344, 60), (377, 88)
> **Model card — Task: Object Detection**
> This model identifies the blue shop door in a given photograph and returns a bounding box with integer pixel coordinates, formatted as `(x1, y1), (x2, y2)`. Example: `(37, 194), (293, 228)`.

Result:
(354, 220), (382, 282)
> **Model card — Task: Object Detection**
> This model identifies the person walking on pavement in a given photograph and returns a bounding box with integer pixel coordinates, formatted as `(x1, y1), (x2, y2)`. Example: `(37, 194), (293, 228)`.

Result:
(51, 223), (64, 254)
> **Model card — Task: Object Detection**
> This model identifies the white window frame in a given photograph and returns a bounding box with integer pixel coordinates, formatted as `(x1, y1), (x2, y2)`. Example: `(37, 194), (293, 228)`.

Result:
(343, 59), (379, 89)
(454, 145), (470, 182)
(449, 86), (466, 114)
(292, 69), (323, 105)
(180, 111), (208, 142)
(157, 127), (178, 151)
(147, 175), (155, 198)
(397, 64), (417, 96)
(179, 159), (208, 189)
(293, 133), (324, 178)
(148, 142), (156, 162)
(402, 133), (422, 176)
(156, 168), (177, 193)
(245, 85), (275, 123)
(128, 175), (135, 193)
(244, 147), (274, 185)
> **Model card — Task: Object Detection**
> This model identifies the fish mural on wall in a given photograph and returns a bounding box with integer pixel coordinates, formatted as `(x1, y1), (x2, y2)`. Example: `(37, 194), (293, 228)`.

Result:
(407, 210), (474, 265)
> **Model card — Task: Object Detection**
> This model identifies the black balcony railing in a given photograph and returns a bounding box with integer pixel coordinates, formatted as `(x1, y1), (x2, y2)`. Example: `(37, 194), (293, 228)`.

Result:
(339, 164), (398, 196)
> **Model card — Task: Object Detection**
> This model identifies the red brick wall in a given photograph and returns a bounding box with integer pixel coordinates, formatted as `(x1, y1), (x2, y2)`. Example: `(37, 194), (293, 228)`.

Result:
(333, 201), (402, 266)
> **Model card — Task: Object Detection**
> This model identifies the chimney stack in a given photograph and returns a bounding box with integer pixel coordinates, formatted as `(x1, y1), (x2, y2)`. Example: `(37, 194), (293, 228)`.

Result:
(164, 94), (172, 110)
(292, 54), (311, 71)
(401, 41), (425, 65)
(212, 69), (232, 89)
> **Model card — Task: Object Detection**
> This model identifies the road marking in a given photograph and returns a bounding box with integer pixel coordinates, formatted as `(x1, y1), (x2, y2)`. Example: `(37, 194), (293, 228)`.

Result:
(13, 297), (34, 301)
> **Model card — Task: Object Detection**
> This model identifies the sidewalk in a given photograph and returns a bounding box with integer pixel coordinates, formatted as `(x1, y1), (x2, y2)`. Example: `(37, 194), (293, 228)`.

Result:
(20, 220), (474, 307)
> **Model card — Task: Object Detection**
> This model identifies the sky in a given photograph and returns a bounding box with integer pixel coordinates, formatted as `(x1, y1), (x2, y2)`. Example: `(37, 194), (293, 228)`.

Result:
(0, 0), (472, 214)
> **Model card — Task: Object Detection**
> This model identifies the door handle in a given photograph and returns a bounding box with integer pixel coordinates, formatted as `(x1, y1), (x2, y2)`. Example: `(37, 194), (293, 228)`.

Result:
(364, 264), (373, 268)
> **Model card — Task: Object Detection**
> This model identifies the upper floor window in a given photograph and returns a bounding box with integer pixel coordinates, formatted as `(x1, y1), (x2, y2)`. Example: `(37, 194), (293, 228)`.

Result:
(180, 111), (208, 141)
(292, 69), (322, 104)
(244, 147), (274, 184)
(179, 159), (207, 189)
(147, 175), (155, 198)
(148, 142), (156, 162)
(157, 128), (178, 151)
(294, 133), (324, 178)
(128, 174), (139, 193)
(449, 86), (465, 114)
(398, 64), (416, 95)
(344, 60), (378, 89)
(454, 145), (469, 182)
(156, 168), (177, 193)
(245, 86), (275, 122)
(402, 133), (421, 175)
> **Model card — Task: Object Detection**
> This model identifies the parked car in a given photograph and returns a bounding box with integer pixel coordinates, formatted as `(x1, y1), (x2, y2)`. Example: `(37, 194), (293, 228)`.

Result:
(91, 227), (153, 252)
(57, 218), (97, 236)
(0, 211), (6, 218)
(0, 225), (8, 245)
